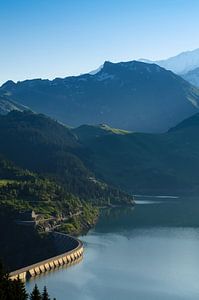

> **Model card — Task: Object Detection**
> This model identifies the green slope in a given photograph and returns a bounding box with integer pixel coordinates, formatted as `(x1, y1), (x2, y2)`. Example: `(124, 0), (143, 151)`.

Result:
(75, 114), (199, 195)
(72, 123), (131, 142)
(0, 112), (134, 270)
(0, 110), (133, 205)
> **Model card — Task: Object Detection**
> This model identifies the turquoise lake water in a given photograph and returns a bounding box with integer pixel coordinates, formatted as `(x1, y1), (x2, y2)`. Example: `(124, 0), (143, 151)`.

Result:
(26, 197), (199, 300)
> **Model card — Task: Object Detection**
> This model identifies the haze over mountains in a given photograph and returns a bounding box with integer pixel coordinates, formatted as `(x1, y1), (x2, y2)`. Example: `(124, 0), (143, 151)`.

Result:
(140, 48), (199, 74)
(141, 48), (199, 87)
(0, 94), (28, 115)
(182, 67), (199, 88)
(1, 60), (199, 133)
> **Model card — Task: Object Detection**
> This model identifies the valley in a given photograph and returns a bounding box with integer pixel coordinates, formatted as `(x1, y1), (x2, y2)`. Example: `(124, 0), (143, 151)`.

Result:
(2, 107), (199, 273)
(0, 111), (133, 272)
(2, 2), (199, 299)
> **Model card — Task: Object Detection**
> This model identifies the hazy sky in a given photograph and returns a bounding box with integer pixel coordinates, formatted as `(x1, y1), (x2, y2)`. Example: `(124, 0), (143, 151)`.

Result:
(1, 0), (199, 84)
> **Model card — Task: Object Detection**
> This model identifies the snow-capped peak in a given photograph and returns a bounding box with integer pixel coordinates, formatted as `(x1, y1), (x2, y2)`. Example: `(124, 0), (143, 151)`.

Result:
(140, 48), (199, 74)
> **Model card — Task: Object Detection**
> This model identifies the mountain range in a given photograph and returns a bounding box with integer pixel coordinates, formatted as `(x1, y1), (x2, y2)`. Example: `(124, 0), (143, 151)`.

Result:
(0, 94), (28, 115)
(2, 110), (199, 198)
(3, 48), (199, 272)
(140, 48), (199, 74)
(2, 108), (199, 268)
(1, 60), (199, 133)
(74, 112), (199, 195)
(182, 67), (199, 88)
(140, 48), (199, 87)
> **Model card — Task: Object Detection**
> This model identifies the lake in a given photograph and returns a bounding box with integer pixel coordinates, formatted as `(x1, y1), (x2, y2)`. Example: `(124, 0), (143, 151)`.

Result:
(26, 196), (199, 300)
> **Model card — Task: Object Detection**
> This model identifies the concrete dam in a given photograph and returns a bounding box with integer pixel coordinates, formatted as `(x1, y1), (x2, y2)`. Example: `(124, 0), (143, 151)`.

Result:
(9, 232), (83, 281)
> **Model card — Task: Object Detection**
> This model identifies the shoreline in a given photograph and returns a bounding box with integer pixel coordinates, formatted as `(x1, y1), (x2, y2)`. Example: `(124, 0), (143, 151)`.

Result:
(9, 202), (135, 281)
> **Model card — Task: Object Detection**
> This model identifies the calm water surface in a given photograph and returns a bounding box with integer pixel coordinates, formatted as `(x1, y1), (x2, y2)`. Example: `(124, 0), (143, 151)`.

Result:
(26, 197), (199, 300)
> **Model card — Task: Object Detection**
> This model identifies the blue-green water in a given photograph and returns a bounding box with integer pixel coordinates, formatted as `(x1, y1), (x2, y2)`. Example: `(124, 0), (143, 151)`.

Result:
(26, 197), (199, 299)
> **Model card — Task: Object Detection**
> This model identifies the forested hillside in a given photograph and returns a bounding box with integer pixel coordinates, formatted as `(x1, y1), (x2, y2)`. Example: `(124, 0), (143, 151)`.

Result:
(0, 111), (133, 271)
(74, 113), (199, 195)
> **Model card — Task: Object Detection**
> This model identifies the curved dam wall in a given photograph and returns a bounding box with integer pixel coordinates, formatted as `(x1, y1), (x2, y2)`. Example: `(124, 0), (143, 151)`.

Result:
(9, 233), (83, 281)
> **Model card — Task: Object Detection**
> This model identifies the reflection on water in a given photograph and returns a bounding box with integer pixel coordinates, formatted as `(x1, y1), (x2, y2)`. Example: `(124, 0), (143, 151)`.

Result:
(26, 197), (199, 300)
(27, 256), (83, 283)
(135, 195), (179, 199)
(135, 200), (163, 204)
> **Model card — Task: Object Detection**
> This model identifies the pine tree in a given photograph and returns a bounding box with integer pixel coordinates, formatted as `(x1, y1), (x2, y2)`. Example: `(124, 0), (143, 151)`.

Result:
(29, 284), (42, 300)
(0, 261), (28, 300)
(42, 286), (50, 300)
(12, 278), (28, 300)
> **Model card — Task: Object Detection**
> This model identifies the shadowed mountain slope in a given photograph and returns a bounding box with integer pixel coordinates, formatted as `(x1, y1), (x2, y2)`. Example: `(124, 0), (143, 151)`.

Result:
(0, 110), (133, 205)
(75, 113), (199, 195)
(0, 94), (28, 115)
(182, 67), (199, 88)
(1, 61), (199, 132)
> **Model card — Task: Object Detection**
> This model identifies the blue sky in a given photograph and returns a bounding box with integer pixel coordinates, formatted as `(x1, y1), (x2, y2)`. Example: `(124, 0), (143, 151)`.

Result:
(0, 0), (199, 84)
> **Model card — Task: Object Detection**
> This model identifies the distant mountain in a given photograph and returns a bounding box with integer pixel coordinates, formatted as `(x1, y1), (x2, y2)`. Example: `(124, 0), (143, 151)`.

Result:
(169, 109), (199, 132)
(89, 64), (103, 75)
(1, 61), (199, 133)
(182, 67), (199, 88)
(140, 48), (199, 74)
(0, 93), (28, 115)
(76, 113), (199, 195)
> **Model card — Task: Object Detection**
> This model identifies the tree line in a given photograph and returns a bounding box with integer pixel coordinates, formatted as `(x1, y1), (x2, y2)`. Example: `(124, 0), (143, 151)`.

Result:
(0, 261), (56, 300)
